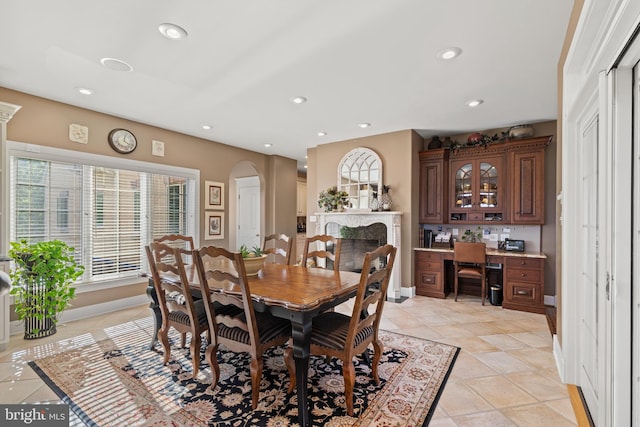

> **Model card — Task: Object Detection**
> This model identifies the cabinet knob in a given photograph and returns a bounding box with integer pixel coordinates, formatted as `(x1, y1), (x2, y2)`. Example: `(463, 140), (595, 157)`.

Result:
(517, 290), (528, 295)
(520, 261), (526, 265)
(521, 273), (527, 277)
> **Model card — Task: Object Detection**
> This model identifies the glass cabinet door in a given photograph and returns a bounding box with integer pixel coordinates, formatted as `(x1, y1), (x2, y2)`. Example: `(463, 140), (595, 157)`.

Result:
(454, 163), (473, 208)
(479, 162), (498, 208)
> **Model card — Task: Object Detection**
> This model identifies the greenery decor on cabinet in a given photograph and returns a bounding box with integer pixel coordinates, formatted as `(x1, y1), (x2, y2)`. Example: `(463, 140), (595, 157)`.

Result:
(318, 186), (349, 212)
(8, 239), (84, 339)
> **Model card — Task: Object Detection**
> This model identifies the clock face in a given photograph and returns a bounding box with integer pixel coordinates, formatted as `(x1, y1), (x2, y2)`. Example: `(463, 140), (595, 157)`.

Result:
(108, 129), (137, 154)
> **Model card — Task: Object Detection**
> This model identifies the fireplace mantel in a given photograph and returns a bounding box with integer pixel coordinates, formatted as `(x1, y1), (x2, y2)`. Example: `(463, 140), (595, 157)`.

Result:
(316, 211), (402, 300)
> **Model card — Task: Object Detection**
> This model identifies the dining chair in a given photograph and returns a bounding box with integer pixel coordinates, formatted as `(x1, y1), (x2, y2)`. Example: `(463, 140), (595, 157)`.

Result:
(153, 233), (195, 251)
(145, 242), (209, 376)
(302, 234), (342, 271)
(262, 233), (293, 265)
(453, 241), (488, 305)
(193, 246), (291, 409)
(284, 244), (397, 416)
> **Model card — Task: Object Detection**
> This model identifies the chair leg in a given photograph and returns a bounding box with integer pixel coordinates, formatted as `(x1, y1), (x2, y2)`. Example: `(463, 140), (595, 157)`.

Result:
(342, 357), (356, 416)
(481, 278), (486, 306)
(454, 272), (459, 302)
(159, 327), (171, 365)
(180, 332), (186, 348)
(205, 343), (220, 391)
(190, 333), (201, 377)
(371, 340), (383, 384)
(284, 345), (296, 393)
(249, 356), (263, 409)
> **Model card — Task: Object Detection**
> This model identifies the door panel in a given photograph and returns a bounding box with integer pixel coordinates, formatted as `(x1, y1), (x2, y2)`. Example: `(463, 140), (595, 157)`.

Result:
(236, 176), (261, 250)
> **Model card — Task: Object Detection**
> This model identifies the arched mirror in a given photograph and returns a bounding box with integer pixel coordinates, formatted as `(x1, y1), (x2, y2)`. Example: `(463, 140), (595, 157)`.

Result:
(337, 147), (383, 210)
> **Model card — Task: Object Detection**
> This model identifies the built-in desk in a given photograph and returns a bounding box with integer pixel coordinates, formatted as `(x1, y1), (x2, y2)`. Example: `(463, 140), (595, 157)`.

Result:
(414, 248), (547, 314)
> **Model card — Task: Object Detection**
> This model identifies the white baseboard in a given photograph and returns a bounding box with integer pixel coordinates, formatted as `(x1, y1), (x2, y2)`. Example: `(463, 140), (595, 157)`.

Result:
(553, 333), (566, 382)
(402, 286), (416, 298)
(10, 294), (148, 336)
(544, 295), (556, 306)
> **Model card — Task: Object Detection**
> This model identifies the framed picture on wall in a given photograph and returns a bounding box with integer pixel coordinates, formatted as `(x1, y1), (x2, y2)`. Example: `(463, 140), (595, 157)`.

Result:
(205, 181), (224, 210)
(205, 212), (224, 240)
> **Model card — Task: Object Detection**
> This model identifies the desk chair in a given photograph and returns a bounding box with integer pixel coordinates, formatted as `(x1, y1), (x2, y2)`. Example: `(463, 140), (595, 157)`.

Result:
(453, 241), (487, 305)
(284, 244), (397, 415)
(302, 235), (342, 271)
(262, 233), (293, 265)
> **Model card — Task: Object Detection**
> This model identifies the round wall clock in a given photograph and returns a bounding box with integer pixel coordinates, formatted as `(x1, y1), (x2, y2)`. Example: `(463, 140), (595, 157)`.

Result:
(108, 128), (137, 154)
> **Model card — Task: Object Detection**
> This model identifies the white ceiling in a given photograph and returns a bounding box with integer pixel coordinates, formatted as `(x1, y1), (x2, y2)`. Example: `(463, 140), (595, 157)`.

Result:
(0, 1), (573, 171)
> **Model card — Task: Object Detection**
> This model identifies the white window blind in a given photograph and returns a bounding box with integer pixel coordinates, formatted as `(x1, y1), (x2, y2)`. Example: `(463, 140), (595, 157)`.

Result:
(9, 143), (198, 286)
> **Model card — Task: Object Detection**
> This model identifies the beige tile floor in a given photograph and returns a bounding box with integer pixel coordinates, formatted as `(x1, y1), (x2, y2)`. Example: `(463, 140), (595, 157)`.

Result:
(0, 295), (577, 426)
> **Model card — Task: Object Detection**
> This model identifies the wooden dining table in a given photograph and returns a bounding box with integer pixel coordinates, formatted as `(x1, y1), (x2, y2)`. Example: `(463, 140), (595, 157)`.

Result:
(146, 262), (362, 427)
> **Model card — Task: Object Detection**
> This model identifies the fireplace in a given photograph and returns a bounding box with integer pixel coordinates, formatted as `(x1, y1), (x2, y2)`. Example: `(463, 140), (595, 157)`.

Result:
(316, 211), (402, 300)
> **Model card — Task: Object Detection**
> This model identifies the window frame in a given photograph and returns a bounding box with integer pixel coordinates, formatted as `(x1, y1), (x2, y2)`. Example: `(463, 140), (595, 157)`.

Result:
(6, 141), (200, 293)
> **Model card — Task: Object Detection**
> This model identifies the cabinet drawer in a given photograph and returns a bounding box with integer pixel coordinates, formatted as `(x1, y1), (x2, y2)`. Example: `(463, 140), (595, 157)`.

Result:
(505, 257), (543, 269)
(416, 260), (442, 271)
(415, 270), (444, 298)
(505, 281), (542, 305)
(416, 251), (443, 262)
(468, 212), (484, 221)
(506, 267), (541, 283)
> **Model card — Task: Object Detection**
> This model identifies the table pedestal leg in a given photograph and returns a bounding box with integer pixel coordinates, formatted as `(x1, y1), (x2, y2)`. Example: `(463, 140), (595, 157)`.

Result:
(291, 319), (312, 427)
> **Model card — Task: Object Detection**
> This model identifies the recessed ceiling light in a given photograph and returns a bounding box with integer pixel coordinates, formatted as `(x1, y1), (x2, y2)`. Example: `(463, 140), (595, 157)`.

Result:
(438, 47), (462, 60)
(317, 132), (327, 136)
(358, 123), (371, 128)
(264, 143), (272, 148)
(291, 96), (307, 104)
(158, 23), (188, 40)
(465, 99), (484, 107)
(75, 87), (93, 95)
(202, 125), (212, 130)
(100, 57), (133, 72)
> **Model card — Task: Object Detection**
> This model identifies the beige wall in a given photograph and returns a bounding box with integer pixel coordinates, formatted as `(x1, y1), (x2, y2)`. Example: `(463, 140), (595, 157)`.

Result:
(307, 129), (421, 289)
(1, 87), (297, 314)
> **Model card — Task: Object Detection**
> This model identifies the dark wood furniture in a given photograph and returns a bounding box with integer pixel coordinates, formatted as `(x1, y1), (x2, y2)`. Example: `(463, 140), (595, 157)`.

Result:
(284, 245), (397, 416)
(414, 248), (546, 314)
(418, 136), (551, 225)
(145, 242), (209, 377)
(146, 263), (362, 427)
(263, 233), (293, 265)
(453, 242), (487, 305)
(503, 256), (545, 313)
(192, 246), (291, 409)
(302, 234), (342, 271)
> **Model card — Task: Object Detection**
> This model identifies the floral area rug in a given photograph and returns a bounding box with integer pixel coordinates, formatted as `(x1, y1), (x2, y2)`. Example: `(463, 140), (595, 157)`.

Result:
(28, 326), (459, 426)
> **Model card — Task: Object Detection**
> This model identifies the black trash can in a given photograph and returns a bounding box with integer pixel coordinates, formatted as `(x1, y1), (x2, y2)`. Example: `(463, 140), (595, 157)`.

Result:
(489, 285), (503, 306)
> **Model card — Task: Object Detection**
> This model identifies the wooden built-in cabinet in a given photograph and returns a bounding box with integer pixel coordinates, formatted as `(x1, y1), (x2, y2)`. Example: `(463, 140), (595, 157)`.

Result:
(449, 155), (504, 223)
(418, 135), (551, 225)
(414, 251), (446, 298)
(503, 257), (545, 313)
(418, 149), (448, 223)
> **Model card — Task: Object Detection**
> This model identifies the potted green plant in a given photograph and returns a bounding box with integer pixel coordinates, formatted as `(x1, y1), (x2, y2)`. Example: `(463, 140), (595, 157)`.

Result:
(239, 244), (267, 276)
(318, 186), (349, 212)
(8, 239), (85, 339)
(459, 227), (483, 243)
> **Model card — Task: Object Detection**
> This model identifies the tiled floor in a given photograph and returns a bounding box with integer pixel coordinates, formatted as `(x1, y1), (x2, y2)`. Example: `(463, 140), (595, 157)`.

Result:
(0, 295), (576, 426)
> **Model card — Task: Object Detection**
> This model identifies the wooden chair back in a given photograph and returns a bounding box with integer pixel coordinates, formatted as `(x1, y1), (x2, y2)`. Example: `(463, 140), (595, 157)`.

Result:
(453, 241), (487, 305)
(302, 234), (342, 271)
(193, 245), (290, 408)
(145, 241), (207, 375)
(262, 233), (293, 265)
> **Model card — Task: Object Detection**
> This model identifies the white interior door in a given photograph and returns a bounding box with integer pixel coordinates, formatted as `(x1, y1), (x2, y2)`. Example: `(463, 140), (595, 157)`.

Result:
(235, 176), (261, 251)
(576, 97), (610, 423)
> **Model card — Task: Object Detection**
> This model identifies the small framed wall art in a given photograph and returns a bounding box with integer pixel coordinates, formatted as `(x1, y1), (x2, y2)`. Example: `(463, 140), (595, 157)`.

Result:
(205, 181), (224, 210)
(205, 212), (224, 240)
